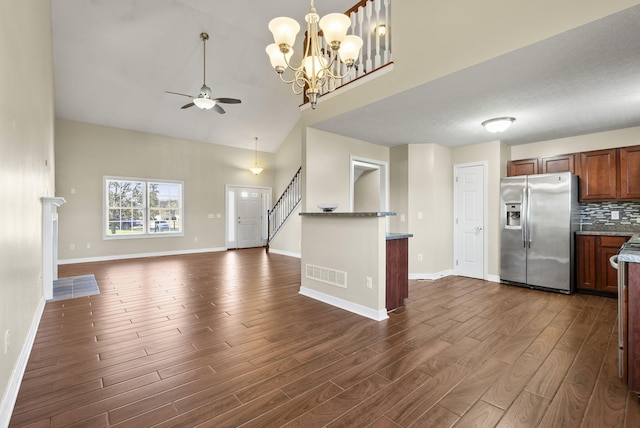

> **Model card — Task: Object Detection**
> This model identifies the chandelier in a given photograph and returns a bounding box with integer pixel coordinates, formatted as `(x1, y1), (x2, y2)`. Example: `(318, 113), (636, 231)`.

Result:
(265, 0), (363, 109)
(249, 137), (264, 175)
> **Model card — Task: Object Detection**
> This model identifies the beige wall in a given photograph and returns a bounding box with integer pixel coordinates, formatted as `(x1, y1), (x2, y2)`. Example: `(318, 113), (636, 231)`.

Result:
(389, 145), (409, 234)
(55, 119), (274, 261)
(511, 126), (640, 160)
(304, 128), (389, 213)
(0, 0), (55, 420)
(407, 144), (453, 276)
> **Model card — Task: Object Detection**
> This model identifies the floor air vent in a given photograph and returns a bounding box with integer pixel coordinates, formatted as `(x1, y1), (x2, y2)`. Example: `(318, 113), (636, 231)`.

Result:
(305, 264), (347, 288)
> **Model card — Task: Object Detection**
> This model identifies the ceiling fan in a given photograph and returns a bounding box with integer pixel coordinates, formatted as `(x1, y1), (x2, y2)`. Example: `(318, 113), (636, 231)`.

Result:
(166, 32), (241, 114)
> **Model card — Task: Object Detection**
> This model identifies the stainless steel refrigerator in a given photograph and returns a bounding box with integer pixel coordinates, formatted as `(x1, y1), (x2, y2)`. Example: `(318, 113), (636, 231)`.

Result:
(500, 172), (578, 293)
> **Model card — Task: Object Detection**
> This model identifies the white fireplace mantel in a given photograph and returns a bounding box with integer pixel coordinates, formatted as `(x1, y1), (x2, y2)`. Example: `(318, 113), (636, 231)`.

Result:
(42, 196), (66, 300)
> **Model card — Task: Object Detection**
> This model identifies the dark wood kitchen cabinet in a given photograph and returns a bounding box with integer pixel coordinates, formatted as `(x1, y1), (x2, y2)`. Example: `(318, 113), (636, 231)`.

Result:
(576, 234), (629, 294)
(386, 237), (409, 311)
(576, 235), (597, 290)
(620, 145), (640, 200)
(540, 153), (577, 174)
(507, 158), (538, 176)
(579, 148), (618, 201)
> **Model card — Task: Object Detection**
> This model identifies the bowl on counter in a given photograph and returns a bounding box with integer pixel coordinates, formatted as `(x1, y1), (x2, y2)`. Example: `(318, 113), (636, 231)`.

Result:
(318, 203), (338, 212)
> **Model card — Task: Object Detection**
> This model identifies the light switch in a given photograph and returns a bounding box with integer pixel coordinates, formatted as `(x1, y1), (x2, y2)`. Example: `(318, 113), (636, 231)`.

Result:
(417, 211), (423, 220)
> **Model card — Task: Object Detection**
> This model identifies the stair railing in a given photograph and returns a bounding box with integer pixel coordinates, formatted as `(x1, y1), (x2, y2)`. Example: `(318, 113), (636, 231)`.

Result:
(267, 167), (302, 252)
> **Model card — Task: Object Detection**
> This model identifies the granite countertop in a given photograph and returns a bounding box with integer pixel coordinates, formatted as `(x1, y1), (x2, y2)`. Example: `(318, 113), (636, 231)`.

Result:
(575, 230), (637, 236)
(386, 233), (414, 240)
(619, 234), (640, 263)
(300, 211), (396, 217)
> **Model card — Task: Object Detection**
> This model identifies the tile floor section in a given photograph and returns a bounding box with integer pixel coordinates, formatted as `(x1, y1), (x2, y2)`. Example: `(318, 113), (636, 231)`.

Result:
(52, 274), (99, 301)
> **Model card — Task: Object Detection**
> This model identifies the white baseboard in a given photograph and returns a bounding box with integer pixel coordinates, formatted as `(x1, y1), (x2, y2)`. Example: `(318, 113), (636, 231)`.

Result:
(486, 274), (501, 283)
(409, 269), (453, 280)
(267, 248), (301, 259)
(0, 297), (45, 427)
(58, 247), (228, 265)
(299, 287), (388, 321)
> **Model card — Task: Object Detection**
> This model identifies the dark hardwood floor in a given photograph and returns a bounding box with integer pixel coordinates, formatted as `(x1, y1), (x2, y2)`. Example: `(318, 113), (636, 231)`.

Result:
(9, 248), (640, 427)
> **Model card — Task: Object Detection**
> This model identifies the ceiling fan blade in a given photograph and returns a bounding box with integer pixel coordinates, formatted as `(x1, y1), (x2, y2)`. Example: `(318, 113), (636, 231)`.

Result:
(181, 102), (195, 109)
(166, 91), (194, 99)
(213, 98), (241, 104)
(213, 104), (226, 114)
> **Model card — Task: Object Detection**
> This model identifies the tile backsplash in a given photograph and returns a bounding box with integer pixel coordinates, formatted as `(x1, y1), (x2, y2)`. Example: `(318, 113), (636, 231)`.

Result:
(580, 201), (640, 232)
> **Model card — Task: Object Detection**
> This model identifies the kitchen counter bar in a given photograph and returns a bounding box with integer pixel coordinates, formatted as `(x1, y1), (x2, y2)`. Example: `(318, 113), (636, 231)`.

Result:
(300, 211), (396, 217)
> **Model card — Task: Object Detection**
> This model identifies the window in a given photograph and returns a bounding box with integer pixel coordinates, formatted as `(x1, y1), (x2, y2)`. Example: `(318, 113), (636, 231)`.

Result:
(105, 177), (183, 238)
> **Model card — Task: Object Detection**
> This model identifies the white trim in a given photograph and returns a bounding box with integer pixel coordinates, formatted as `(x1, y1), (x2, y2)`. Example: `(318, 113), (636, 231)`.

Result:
(299, 286), (388, 321)
(58, 247), (227, 265)
(487, 274), (501, 283)
(268, 248), (301, 259)
(0, 298), (45, 427)
(409, 269), (454, 281)
(452, 161), (489, 280)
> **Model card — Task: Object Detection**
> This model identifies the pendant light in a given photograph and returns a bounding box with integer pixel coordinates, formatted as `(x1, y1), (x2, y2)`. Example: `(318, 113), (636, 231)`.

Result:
(249, 137), (264, 175)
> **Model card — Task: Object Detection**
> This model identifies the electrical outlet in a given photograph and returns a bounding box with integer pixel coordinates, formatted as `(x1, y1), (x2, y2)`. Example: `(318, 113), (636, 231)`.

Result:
(208, 214), (214, 219)
(4, 330), (9, 354)
(216, 213), (222, 219)
(70, 243), (75, 250)
(194, 237), (199, 243)
(366, 277), (373, 289)
(417, 211), (423, 220)
(86, 243), (91, 249)
(611, 211), (620, 220)
(400, 214), (406, 222)
(417, 254), (423, 262)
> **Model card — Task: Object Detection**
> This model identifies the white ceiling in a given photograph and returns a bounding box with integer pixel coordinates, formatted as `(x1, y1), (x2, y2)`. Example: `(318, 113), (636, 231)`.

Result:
(51, 1), (640, 154)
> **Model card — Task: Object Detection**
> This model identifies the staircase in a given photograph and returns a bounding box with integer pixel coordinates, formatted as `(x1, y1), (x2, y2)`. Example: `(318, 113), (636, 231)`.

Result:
(267, 167), (302, 252)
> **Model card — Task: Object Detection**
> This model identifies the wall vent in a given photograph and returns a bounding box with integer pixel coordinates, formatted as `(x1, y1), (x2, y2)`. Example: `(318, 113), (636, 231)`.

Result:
(305, 264), (347, 288)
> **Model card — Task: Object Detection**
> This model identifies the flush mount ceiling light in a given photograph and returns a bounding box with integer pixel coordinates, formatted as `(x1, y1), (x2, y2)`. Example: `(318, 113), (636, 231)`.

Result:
(265, 0), (363, 109)
(249, 137), (264, 175)
(482, 117), (516, 133)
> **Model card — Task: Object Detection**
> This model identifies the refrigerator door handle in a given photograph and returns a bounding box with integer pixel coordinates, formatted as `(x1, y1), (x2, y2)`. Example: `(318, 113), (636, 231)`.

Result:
(526, 188), (532, 248)
(522, 188), (527, 248)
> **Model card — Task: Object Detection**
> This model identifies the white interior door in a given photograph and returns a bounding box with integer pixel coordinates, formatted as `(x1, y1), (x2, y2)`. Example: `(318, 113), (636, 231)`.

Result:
(226, 186), (270, 249)
(454, 163), (486, 279)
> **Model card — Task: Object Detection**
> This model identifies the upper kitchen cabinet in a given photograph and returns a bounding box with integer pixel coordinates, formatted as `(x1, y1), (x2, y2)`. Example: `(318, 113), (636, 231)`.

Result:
(507, 158), (538, 176)
(620, 145), (640, 200)
(540, 153), (578, 174)
(579, 148), (617, 201)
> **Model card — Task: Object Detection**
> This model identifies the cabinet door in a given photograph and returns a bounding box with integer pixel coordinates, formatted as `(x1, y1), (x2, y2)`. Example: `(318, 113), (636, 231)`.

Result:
(541, 154), (577, 174)
(619, 145), (640, 200)
(507, 158), (539, 177)
(576, 235), (596, 290)
(579, 149), (617, 201)
(596, 236), (628, 294)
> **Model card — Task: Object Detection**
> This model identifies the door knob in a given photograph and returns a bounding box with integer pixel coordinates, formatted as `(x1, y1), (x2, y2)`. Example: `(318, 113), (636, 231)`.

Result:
(476, 225), (483, 231)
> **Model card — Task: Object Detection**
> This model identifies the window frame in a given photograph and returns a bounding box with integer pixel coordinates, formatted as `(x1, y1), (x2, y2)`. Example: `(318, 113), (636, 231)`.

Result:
(104, 176), (185, 240)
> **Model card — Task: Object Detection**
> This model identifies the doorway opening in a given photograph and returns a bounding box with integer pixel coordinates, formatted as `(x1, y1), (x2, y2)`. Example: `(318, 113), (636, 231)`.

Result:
(225, 185), (271, 249)
(349, 156), (388, 213)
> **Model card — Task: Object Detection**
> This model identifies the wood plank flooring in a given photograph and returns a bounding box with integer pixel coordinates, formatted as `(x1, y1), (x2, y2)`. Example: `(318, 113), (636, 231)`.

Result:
(9, 248), (640, 427)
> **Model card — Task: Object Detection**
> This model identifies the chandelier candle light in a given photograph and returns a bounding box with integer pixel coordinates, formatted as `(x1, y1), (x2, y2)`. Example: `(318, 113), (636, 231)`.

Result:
(266, 0), (363, 109)
(249, 137), (263, 175)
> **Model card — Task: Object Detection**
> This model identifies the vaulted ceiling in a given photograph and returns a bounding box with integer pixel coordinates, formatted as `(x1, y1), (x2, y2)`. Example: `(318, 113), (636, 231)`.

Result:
(52, 1), (640, 153)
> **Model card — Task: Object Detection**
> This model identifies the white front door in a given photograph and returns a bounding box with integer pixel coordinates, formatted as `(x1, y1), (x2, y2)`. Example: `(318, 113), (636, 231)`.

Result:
(237, 189), (263, 248)
(226, 186), (271, 249)
(454, 163), (485, 279)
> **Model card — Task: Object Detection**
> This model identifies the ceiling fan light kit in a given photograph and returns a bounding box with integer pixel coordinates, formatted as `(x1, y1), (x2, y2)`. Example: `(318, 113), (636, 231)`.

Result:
(482, 117), (516, 133)
(266, 0), (363, 109)
(165, 32), (241, 114)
